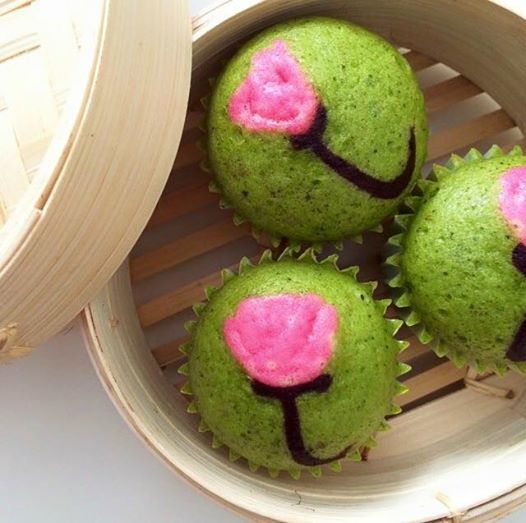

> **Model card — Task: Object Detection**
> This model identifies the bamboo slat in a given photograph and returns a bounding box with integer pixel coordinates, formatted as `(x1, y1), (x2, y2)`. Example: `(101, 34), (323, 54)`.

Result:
(403, 50), (437, 71)
(138, 255), (260, 328)
(138, 271), (222, 328)
(146, 179), (215, 229)
(428, 109), (516, 161)
(131, 220), (250, 283)
(398, 361), (466, 408)
(424, 75), (482, 114)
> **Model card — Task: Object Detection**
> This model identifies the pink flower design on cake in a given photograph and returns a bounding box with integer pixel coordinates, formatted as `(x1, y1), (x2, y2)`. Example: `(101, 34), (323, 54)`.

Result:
(224, 292), (351, 466)
(223, 293), (338, 387)
(228, 40), (318, 135)
(500, 167), (526, 245)
(227, 39), (417, 199)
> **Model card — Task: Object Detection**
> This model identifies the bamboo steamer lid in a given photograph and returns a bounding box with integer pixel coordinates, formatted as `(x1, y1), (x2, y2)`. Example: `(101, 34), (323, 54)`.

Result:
(0, 0), (192, 362)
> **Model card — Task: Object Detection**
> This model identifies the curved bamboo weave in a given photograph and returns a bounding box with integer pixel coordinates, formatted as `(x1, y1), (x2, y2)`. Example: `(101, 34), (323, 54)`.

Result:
(84, 1), (526, 521)
(0, 0), (95, 225)
(0, 0), (192, 362)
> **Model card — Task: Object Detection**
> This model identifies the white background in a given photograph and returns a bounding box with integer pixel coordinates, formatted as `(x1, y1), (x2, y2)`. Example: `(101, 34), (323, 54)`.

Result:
(1, 0), (525, 522)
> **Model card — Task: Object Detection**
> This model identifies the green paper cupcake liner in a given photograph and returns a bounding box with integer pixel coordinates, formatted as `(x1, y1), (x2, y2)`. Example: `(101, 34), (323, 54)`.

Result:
(178, 247), (411, 479)
(384, 144), (525, 375)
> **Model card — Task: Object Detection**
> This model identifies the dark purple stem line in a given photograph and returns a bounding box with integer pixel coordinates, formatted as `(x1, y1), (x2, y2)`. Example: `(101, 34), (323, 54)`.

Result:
(252, 374), (353, 466)
(512, 243), (526, 276)
(507, 243), (526, 361)
(506, 317), (526, 362)
(290, 104), (417, 199)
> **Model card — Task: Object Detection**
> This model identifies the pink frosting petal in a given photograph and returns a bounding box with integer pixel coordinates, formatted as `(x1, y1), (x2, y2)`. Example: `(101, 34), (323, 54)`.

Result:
(228, 40), (318, 135)
(223, 293), (338, 387)
(500, 167), (526, 245)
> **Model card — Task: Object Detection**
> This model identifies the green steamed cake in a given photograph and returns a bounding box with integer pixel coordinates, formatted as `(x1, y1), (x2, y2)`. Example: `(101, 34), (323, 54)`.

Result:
(182, 249), (409, 477)
(387, 147), (526, 373)
(207, 17), (428, 243)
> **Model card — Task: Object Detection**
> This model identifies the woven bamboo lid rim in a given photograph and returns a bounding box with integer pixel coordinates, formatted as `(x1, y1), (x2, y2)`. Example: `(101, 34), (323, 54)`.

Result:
(0, 0), (192, 358)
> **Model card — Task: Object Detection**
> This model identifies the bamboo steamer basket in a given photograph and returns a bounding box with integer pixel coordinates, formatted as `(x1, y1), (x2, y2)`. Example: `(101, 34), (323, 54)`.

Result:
(82, 0), (526, 521)
(14, 0), (526, 520)
(75, 0), (526, 521)
(0, 0), (192, 362)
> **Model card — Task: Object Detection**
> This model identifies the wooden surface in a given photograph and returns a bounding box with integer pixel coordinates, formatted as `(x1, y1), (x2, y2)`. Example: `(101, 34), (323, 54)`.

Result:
(0, 0), (192, 361)
(84, 1), (526, 522)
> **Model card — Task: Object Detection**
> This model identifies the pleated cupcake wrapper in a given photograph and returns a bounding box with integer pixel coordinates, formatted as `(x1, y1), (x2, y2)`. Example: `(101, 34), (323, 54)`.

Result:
(384, 145), (525, 376)
(198, 81), (385, 251)
(178, 247), (411, 479)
